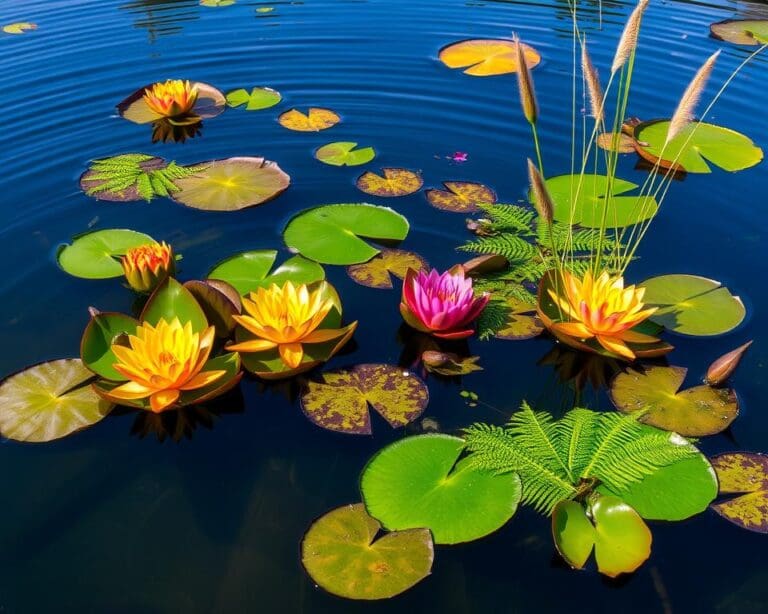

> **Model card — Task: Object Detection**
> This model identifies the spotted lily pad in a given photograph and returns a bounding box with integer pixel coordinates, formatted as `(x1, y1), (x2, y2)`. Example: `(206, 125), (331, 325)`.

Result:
(3, 22), (37, 34)
(283, 203), (410, 265)
(225, 87), (281, 110)
(609, 365), (739, 437)
(315, 142), (375, 167)
(346, 249), (428, 289)
(57, 228), (156, 279)
(422, 352), (482, 376)
(301, 503), (434, 600)
(710, 19), (768, 45)
(278, 108), (340, 131)
(439, 39), (541, 76)
(361, 434), (520, 544)
(426, 181), (496, 213)
(117, 82), (226, 124)
(710, 452), (768, 533)
(0, 359), (113, 442)
(208, 250), (325, 295)
(300, 364), (428, 434)
(541, 174), (658, 228)
(356, 168), (423, 197)
(171, 157), (290, 211)
(640, 274), (746, 336)
(493, 296), (544, 340)
(634, 120), (763, 173)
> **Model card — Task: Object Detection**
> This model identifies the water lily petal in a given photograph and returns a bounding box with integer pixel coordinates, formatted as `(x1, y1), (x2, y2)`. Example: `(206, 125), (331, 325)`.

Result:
(226, 339), (278, 353)
(109, 380), (155, 400)
(180, 369), (227, 391)
(279, 343), (304, 369)
(596, 335), (635, 360)
(149, 389), (181, 412)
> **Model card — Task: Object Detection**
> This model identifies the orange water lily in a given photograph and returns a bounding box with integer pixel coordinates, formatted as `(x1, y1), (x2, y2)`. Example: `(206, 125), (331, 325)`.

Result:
(108, 318), (226, 412)
(121, 242), (175, 292)
(143, 79), (199, 118)
(227, 282), (353, 369)
(544, 270), (659, 361)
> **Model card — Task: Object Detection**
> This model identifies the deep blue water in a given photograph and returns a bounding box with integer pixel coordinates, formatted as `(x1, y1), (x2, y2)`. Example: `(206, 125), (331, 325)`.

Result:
(1, 0), (768, 611)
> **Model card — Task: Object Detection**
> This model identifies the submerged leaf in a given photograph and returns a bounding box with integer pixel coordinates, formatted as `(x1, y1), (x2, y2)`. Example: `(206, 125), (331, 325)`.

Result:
(426, 181), (496, 213)
(315, 142), (375, 166)
(356, 168), (423, 197)
(278, 107), (340, 131)
(439, 39), (541, 76)
(346, 249), (428, 289)
(710, 452), (768, 533)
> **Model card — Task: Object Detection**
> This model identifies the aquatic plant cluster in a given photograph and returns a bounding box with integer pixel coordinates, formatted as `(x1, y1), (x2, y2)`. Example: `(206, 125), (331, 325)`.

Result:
(2, 0), (768, 602)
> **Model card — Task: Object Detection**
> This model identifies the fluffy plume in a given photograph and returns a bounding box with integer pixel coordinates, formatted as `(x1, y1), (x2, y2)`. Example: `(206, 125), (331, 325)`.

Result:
(611, 0), (649, 74)
(666, 49), (720, 143)
(581, 41), (604, 122)
(527, 158), (553, 223)
(515, 34), (538, 125)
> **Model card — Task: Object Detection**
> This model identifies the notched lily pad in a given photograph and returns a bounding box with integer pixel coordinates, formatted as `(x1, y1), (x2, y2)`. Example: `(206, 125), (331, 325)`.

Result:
(356, 168), (423, 197)
(710, 452), (768, 533)
(422, 351), (482, 376)
(493, 296), (544, 340)
(710, 19), (768, 45)
(117, 81), (226, 125)
(315, 142), (375, 167)
(278, 108), (340, 131)
(439, 39), (541, 76)
(57, 228), (156, 279)
(208, 250), (325, 295)
(225, 87), (281, 110)
(597, 132), (637, 153)
(3, 22), (37, 34)
(609, 365), (738, 437)
(346, 249), (428, 289)
(426, 181), (496, 213)
(300, 364), (428, 434)
(301, 503), (433, 600)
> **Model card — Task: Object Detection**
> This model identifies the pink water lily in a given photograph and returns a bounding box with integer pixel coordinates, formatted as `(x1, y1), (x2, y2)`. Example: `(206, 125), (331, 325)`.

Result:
(400, 267), (489, 339)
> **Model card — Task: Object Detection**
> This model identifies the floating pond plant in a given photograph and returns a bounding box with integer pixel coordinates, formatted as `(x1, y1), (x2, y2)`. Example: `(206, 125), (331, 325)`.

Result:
(426, 180), (496, 213)
(278, 107), (341, 131)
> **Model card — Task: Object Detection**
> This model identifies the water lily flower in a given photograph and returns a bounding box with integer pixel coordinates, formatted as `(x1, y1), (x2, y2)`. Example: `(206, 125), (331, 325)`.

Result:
(227, 282), (354, 369)
(143, 79), (199, 118)
(121, 242), (175, 293)
(108, 318), (226, 412)
(400, 267), (490, 339)
(544, 269), (659, 360)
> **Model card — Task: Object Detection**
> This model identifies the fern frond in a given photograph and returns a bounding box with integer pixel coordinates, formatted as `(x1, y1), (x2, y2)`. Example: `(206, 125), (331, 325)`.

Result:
(476, 298), (510, 341)
(458, 234), (537, 262)
(476, 203), (535, 233)
(555, 408), (602, 477)
(507, 403), (573, 481)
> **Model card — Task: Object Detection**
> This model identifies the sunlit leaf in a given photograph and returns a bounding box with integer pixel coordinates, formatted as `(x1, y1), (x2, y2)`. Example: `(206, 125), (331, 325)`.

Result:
(493, 296), (544, 340)
(2, 22), (37, 34)
(81, 312), (140, 380)
(439, 39), (541, 76)
(422, 351), (483, 376)
(301, 503), (433, 600)
(117, 81), (226, 124)
(710, 19), (768, 45)
(0, 359), (113, 442)
(79, 155), (171, 202)
(278, 107), (341, 131)
(57, 228), (156, 279)
(300, 364), (428, 434)
(208, 250), (325, 295)
(609, 365), (739, 437)
(225, 87), (281, 110)
(551, 500), (596, 570)
(710, 452), (768, 533)
(597, 132), (636, 153)
(356, 168), (423, 197)
(200, 0), (235, 5)
(315, 141), (375, 166)
(426, 181), (496, 213)
(346, 249), (428, 289)
(140, 278), (209, 333)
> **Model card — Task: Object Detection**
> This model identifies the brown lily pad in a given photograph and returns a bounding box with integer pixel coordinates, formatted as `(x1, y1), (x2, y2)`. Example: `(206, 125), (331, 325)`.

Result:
(426, 181), (496, 213)
(356, 168), (423, 197)
(597, 132), (637, 153)
(710, 452), (768, 533)
(422, 352), (482, 376)
(710, 19), (768, 45)
(117, 81), (226, 125)
(494, 296), (544, 341)
(346, 249), (429, 289)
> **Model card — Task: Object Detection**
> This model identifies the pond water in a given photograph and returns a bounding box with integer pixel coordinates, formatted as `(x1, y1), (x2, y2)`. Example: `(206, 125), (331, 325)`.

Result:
(1, 0), (768, 611)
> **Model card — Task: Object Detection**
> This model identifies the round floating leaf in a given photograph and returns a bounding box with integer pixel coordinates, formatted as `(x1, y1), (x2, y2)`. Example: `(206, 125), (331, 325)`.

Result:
(356, 168), (423, 197)
(609, 365), (739, 437)
(301, 503), (433, 600)
(171, 157), (290, 211)
(542, 174), (658, 228)
(361, 434), (521, 544)
(493, 296), (544, 340)
(422, 352), (482, 376)
(426, 181), (496, 213)
(346, 249), (428, 289)
(79, 155), (169, 203)
(634, 120), (763, 173)
(597, 132), (636, 153)
(439, 39), (541, 76)
(0, 359), (113, 442)
(225, 87), (281, 110)
(201, 0), (235, 5)
(57, 228), (156, 279)
(591, 495), (652, 579)
(208, 250), (325, 296)
(552, 500), (596, 570)
(300, 364), (428, 435)
(710, 452), (768, 533)
(283, 203), (410, 265)
(183, 280), (241, 338)
(117, 81), (226, 124)
(81, 312), (140, 380)
(140, 278), (208, 333)
(315, 142), (375, 167)
(710, 19), (768, 45)
(640, 274), (746, 336)
(3, 22), (37, 34)
(278, 107), (341, 131)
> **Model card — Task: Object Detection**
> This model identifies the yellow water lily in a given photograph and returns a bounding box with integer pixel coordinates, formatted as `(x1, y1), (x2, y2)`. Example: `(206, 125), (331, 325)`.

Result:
(227, 282), (351, 369)
(121, 242), (174, 292)
(143, 79), (199, 118)
(545, 270), (659, 360)
(108, 318), (226, 412)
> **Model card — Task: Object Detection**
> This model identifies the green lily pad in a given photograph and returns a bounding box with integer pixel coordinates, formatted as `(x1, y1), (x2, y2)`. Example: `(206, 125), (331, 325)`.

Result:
(300, 364), (428, 435)
(710, 452), (768, 533)
(80, 312), (140, 380)
(315, 142), (376, 167)
(3, 22), (37, 34)
(640, 274), (746, 336)
(57, 229), (156, 279)
(0, 359), (113, 442)
(541, 174), (658, 228)
(551, 500), (596, 570)
(201, 0), (235, 6)
(225, 87), (281, 110)
(711, 19), (768, 45)
(301, 503), (434, 600)
(609, 365), (739, 437)
(360, 434), (521, 544)
(634, 120), (763, 173)
(140, 278), (208, 333)
(283, 203), (410, 265)
(208, 250), (325, 295)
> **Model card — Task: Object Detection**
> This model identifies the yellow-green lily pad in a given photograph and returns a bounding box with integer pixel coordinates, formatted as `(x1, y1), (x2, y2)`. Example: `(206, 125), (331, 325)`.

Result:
(711, 19), (768, 45)
(356, 168), (423, 197)
(3, 22), (37, 34)
(208, 250), (325, 295)
(315, 142), (375, 167)
(225, 87), (281, 110)
(710, 452), (768, 534)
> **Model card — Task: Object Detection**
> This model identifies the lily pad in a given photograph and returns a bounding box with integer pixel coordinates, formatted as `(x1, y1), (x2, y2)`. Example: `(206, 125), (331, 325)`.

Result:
(79, 155), (170, 203)
(3, 22), (37, 34)
(171, 157), (290, 211)
(117, 81), (226, 125)
(609, 365), (739, 437)
(225, 87), (281, 110)
(439, 39), (541, 76)
(710, 452), (768, 533)
(315, 142), (375, 167)
(346, 249), (428, 289)
(300, 364), (428, 434)
(140, 278), (209, 333)
(426, 181), (496, 213)
(710, 19), (768, 45)
(356, 168), (423, 197)
(57, 228), (156, 279)
(301, 503), (433, 600)
(634, 120), (763, 173)
(360, 434), (521, 544)
(283, 203), (410, 265)
(597, 132), (636, 153)
(0, 359), (113, 442)
(201, 0), (235, 5)
(208, 250), (325, 295)
(278, 107), (341, 131)
(541, 174), (658, 228)
(80, 312), (140, 380)
(640, 274), (746, 336)
(422, 352), (483, 376)
(493, 296), (544, 340)
(183, 280), (241, 338)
